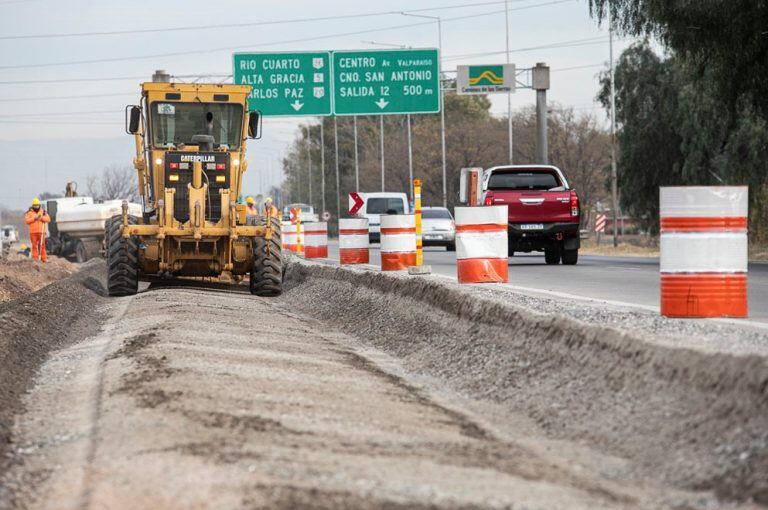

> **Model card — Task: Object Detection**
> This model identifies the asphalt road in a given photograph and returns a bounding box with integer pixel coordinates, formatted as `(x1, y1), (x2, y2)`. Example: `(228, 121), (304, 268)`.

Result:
(326, 241), (768, 323)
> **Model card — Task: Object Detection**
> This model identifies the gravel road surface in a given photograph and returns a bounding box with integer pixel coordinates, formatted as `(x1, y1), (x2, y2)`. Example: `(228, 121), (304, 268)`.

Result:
(1, 262), (765, 509)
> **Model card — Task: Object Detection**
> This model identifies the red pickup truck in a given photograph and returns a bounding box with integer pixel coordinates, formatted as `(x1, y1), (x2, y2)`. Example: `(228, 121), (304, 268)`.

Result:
(482, 165), (580, 265)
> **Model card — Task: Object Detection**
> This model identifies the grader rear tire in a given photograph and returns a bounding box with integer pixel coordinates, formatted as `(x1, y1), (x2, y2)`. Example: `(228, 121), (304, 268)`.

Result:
(106, 215), (139, 297)
(250, 216), (283, 297)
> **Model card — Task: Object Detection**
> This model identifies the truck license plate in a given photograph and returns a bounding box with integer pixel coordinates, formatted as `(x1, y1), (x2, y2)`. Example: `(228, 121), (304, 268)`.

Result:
(520, 223), (544, 230)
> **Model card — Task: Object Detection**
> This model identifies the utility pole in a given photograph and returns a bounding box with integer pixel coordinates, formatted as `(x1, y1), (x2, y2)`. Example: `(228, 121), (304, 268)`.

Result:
(320, 121), (326, 216)
(380, 115), (385, 191)
(505, 0), (513, 165)
(353, 116), (360, 192)
(401, 12), (446, 207)
(533, 63), (550, 165)
(609, 5), (619, 248)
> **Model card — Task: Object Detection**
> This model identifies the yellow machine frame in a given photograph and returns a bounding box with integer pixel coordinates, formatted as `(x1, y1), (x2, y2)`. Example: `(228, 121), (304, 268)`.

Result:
(123, 81), (272, 277)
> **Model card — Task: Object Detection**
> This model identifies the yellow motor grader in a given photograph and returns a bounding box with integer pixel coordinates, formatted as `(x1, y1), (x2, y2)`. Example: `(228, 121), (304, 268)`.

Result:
(107, 70), (281, 296)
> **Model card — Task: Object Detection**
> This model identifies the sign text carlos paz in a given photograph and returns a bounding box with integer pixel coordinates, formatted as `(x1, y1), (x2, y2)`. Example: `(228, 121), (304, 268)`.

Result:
(233, 52), (331, 116)
(238, 58), (318, 99)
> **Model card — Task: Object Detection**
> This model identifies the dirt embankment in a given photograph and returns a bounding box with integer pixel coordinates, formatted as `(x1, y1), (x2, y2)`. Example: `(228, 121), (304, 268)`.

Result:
(283, 261), (768, 506)
(0, 255), (77, 303)
(0, 259), (107, 494)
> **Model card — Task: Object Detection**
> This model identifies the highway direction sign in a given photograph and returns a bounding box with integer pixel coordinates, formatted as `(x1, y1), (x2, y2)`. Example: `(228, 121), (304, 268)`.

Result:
(457, 64), (516, 95)
(233, 52), (332, 116)
(332, 49), (440, 115)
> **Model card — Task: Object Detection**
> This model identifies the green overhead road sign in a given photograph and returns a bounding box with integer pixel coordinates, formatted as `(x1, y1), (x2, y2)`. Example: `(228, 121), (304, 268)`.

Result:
(233, 52), (332, 116)
(332, 49), (440, 116)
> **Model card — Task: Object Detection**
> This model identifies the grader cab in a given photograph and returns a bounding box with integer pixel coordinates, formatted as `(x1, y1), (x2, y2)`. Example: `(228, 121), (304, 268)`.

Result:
(107, 71), (281, 297)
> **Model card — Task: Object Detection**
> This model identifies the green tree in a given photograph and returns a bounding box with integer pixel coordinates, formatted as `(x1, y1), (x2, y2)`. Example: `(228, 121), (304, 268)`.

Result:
(598, 42), (683, 233)
(589, 0), (768, 121)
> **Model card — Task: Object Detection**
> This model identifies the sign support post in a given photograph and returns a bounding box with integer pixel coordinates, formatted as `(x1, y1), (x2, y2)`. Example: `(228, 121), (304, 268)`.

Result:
(353, 116), (360, 191)
(307, 125), (312, 208)
(407, 114), (414, 201)
(320, 121), (326, 216)
(380, 116), (385, 191)
(334, 117), (341, 223)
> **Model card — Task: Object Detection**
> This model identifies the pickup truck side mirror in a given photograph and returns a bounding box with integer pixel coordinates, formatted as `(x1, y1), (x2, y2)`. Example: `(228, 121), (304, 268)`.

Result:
(248, 111), (262, 139)
(125, 105), (141, 135)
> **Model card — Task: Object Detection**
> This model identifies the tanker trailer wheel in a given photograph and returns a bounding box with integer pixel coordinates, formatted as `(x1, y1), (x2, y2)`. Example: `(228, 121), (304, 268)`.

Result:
(106, 214), (139, 297)
(75, 240), (88, 263)
(250, 216), (283, 297)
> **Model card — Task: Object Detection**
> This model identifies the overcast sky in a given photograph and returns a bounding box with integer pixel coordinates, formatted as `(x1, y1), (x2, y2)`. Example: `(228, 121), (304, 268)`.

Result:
(0, 0), (634, 210)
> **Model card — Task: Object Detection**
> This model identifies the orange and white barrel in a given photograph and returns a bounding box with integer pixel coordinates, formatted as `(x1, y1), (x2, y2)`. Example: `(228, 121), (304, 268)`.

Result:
(380, 214), (416, 271)
(282, 221), (297, 252)
(455, 206), (508, 283)
(660, 186), (748, 318)
(339, 218), (370, 264)
(304, 222), (328, 259)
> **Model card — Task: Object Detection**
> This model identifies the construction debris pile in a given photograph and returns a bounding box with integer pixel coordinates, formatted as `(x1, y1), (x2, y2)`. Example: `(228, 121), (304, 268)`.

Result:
(0, 254), (76, 303)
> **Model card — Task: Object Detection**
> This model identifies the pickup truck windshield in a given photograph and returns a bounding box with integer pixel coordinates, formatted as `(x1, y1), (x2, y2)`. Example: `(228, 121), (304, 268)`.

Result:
(366, 198), (404, 214)
(488, 171), (560, 191)
(151, 102), (243, 149)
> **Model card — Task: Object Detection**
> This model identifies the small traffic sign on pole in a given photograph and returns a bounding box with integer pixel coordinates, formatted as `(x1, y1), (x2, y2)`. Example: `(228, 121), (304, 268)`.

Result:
(233, 51), (332, 116)
(348, 192), (364, 215)
(332, 49), (440, 115)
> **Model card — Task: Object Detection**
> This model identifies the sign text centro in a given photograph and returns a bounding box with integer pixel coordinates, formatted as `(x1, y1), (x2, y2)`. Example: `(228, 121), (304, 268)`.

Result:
(332, 49), (440, 115)
(233, 52), (332, 116)
(457, 64), (516, 95)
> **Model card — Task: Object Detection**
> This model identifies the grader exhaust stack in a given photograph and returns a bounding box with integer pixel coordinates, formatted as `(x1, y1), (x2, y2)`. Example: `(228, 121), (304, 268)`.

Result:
(106, 73), (281, 297)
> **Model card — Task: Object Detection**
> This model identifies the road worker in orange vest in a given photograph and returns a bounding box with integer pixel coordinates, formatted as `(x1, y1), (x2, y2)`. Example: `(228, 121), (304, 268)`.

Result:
(262, 197), (279, 219)
(24, 198), (50, 262)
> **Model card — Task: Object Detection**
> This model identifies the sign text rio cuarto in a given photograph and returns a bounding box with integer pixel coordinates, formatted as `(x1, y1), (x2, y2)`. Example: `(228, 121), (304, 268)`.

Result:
(233, 49), (440, 117)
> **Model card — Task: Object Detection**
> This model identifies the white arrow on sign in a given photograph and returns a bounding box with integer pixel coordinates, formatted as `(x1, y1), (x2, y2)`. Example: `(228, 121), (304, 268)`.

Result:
(291, 100), (304, 111)
(375, 98), (389, 109)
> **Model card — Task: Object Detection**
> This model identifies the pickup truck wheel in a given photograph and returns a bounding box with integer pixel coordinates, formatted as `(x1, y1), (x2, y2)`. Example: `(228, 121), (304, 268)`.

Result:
(562, 248), (578, 265)
(544, 248), (561, 265)
(250, 216), (283, 297)
(106, 215), (139, 297)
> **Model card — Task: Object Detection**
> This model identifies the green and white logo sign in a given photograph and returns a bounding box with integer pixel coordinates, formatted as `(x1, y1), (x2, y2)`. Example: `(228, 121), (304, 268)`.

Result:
(233, 52), (332, 116)
(457, 64), (516, 95)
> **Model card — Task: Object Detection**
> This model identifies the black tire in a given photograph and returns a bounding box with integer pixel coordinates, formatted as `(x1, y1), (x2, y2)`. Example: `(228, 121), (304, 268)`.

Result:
(544, 248), (561, 265)
(446, 242), (456, 252)
(562, 248), (579, 265)
(106, 215), (139, 297)
(250, 216), (283, 297)
(75, 240), (88, 263)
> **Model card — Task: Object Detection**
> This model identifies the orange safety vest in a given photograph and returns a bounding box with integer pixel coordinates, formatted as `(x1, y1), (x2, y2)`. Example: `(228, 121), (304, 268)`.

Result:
(24, 208), (50, 235)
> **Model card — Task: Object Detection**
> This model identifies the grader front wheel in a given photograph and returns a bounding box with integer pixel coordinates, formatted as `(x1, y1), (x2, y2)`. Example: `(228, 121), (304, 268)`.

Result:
(249, 216), (283, 297)
(106, 215), (139, 297)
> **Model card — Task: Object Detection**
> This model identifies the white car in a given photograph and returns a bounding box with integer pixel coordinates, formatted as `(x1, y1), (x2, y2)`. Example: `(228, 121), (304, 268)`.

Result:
(352, 192), (409, 243)
(1, 225), (19, 245)
(421, 207), (456, 251)
(282, 203), (319, 223)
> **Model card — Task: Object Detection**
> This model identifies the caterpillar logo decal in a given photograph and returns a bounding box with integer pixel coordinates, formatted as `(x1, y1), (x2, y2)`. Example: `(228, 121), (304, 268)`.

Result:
(468, 65), (504, 86)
